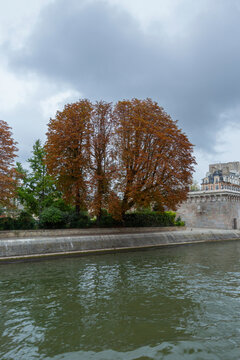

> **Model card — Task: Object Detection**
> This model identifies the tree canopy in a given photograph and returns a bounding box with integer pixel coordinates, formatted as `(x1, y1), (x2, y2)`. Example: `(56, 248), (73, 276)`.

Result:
(45, 98), (196, 219)
(111, 98), (196, 217)
(0, 120), (18, 207)
(89, 101), (114, 221)
(45, 99), (93, 213)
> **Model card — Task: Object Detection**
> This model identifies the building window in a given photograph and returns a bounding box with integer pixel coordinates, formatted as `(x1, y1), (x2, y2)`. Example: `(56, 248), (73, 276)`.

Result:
(216, 185), (219, 190)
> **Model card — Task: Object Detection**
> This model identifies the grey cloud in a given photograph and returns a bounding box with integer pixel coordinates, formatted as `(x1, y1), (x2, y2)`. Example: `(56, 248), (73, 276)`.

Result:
(7, 0), (240, 148)
(2, 102), (47, 164)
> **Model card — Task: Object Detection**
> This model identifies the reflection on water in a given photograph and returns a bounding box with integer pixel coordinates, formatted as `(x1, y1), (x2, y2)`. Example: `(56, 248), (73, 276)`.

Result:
(0, 241), (240, 360)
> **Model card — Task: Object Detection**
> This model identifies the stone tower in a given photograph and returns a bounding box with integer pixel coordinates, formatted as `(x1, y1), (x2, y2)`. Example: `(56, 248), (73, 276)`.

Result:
(177, 162), (240, 229)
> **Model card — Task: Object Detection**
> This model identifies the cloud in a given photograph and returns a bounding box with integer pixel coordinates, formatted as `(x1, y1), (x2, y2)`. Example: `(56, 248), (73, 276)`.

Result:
(0, 72), (81, 165)
(5, 0), (240, 152)
(40, 89), (82, 119)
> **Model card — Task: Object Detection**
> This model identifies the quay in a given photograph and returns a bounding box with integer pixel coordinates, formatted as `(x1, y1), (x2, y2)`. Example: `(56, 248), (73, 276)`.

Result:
(0, 227), (240, 262)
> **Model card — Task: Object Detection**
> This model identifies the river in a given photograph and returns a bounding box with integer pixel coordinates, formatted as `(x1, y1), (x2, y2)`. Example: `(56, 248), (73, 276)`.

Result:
(0, 240), (240, 359)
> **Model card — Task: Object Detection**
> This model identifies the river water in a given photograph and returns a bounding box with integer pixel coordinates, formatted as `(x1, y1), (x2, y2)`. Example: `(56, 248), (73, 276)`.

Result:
(0, 241), (240, 360)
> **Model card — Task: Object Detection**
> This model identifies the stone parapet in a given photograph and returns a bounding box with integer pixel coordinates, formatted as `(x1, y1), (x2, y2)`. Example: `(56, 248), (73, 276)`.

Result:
(0, 227), (184, 240)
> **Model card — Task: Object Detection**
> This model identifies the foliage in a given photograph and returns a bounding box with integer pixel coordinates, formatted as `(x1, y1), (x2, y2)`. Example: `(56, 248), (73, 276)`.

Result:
(16, 140), (61, 216)
(89, 101), (114, 221)
(0, 120), (18, 207)
(65, 210), (91, 228)
(15, 211), (36, 230)
(0, 216), (16, 230)
(45, 100), (93, 213)
(39, 206), (66, 229)
(45, 98), (196, 220)
(0, 211), (36, 230)
(0, 208), (184, 230)
(91, 209), (121, 227)
(175, 216), (185, 226)
(123, 209), (177, 227)
(111, 98), (196, 218)
(51, 198), (73, 212)
(39, 207), (91, 229)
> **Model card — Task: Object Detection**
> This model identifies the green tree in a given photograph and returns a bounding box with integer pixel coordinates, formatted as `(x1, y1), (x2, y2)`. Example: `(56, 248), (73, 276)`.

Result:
(17, 140), (61, 216)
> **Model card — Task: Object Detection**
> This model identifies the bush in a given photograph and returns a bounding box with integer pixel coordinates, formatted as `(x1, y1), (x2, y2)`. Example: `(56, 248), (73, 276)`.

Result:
(0, 216), (16, 230)
(123, 210), (177, 227)
(65, 210), (91, 228)
(39, 206), (66, 229)
(95, 210), (122, 227)
(52, 198), (73, 212)
(15, 211), (36, 230)
(0, 211), (36, 230)
(175, 216), (185, 227)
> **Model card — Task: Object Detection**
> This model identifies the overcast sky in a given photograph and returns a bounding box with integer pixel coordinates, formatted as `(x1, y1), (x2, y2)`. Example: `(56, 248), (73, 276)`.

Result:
(1, 0), (240, 182)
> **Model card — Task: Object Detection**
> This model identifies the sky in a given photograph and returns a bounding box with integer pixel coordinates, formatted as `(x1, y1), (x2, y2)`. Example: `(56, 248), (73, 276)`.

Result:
(1, 0), (240, 183)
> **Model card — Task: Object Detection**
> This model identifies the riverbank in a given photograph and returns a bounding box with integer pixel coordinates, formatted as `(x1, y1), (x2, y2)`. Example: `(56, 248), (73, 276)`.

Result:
(0, 227), (240, 263)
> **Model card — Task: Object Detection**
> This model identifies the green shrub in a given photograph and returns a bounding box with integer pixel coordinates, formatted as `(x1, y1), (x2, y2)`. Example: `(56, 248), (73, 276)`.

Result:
(123, 210), (176, 227)
(39, 206), (66, 229)
(0, 217), (16, 230)
(52, 198), (73, 212)
(0, 211), (36, 230)
(175, 216), (185, 227)
(97, 210), (122, 227)
(15, 211), (36, 230)
(65, 210), (91, 228)
(165, 211), (177, 225)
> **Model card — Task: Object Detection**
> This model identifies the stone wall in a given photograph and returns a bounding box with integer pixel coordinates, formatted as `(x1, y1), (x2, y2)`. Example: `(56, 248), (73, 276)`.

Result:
(0, 227), (183, 240)
(177, 190), (240, 229)
(1, 228), (240, 262)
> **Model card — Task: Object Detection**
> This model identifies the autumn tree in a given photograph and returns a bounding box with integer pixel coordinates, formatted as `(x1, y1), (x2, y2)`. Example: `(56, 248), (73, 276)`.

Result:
(45, 98), (196, 220)
(17, 140), (60, 216)
(0, 120), (18, 207)
(89, 101), (115, 222)
(110, 98), (196, 218)
(45, 100), (93, 213)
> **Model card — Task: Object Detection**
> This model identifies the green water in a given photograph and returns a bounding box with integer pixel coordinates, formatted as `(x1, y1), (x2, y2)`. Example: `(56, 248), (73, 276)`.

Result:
(0, 241), (240, 360)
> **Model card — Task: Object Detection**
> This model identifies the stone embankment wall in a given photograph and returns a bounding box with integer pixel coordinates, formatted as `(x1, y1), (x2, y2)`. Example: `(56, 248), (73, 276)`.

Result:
(177, 190), (240, 229)
(0, 228), (240, 262)
(0, 227), (183, 240)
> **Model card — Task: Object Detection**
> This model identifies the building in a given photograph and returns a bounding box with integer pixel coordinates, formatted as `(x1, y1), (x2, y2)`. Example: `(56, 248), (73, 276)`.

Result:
(201, 162), (240, 191)
(177, 162), (240, 230)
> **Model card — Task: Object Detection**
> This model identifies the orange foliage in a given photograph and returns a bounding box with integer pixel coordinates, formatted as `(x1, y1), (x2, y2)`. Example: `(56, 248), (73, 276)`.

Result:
(45, 100), (93, 212)
(89, 101), (115, 220)
(0, 120), (18, 207)
(45, 98), (196, 218)
(112, 98), (196, 217)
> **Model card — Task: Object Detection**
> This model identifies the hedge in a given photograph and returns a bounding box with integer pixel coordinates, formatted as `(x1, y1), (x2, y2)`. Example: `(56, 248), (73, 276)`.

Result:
(0, 209), (184, 230)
